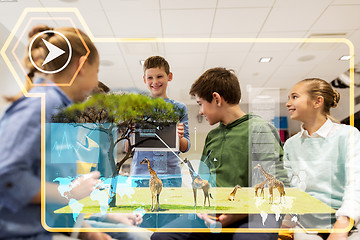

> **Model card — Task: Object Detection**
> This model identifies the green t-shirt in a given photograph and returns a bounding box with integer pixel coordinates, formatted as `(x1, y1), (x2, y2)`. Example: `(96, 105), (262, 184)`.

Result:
(199, 113), (288, 187)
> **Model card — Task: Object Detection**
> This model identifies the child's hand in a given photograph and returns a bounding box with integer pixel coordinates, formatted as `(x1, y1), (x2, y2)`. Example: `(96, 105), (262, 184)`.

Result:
(105, 213), (143, 226)
(217, 214), (247, 227)
(197, 213), (217, 228)
(133, 213), (143, 226)
(68, 171), (101, 200)
(281, 214), (296, 228)
(177, 123), (189, 152)
(177, 123), (184, 139)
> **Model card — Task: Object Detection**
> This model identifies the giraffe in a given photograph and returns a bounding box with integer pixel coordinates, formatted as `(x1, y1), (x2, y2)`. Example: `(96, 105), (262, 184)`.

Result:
(227, 185), (241, 201)
(254, 179), (268, 199)
(140, 158), (163, 211)
(183, 158), (213, 207)
(253, 164), (285, 203)
(268, 179), (286, 204)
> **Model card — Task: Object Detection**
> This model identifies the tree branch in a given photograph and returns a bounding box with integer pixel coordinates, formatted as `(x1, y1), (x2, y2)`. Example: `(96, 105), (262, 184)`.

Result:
(81, 112), (96, 123)
(116, 149), (134, 173)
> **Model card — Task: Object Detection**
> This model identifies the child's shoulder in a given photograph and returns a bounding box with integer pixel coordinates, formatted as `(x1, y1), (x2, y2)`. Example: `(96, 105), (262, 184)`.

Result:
(164, 98), (187, 108)
(337, 122), (357, 131)
(284, 132), (302, 146)
(248, 113), (270, 125)
(247, 113), (277, 131)
(1, 93), (42, 127)
(334, 123), (360, 138)
(8, 92), (42, 114)
(205, 125), (223, 142)
(164, 98), (188, 115)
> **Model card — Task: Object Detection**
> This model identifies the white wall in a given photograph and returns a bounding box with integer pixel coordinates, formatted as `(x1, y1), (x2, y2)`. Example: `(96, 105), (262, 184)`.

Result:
(0, 23), (24, 116)
(331, 87), (360, 122)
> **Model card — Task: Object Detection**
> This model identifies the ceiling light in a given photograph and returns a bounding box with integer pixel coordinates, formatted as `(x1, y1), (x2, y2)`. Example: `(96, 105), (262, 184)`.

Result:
(339, 55), (351, 61)
(259, 57), (272, 63)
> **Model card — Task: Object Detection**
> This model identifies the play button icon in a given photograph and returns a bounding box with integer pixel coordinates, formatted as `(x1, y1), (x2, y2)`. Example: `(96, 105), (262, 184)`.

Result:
(28, 30), (72, 74)
(42, 39), (65, 66)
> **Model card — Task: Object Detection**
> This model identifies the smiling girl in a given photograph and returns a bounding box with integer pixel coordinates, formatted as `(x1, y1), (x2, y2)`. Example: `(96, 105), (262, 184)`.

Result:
(284, 78), (360, 240)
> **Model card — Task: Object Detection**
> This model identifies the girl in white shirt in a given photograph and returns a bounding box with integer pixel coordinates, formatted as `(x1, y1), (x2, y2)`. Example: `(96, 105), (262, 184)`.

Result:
(284, 78), (360, 240)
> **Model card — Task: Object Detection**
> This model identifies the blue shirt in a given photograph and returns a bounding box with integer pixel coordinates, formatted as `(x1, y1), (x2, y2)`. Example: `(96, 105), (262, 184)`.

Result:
(130, 98), (190, 180)
(0, 79), (72, 239)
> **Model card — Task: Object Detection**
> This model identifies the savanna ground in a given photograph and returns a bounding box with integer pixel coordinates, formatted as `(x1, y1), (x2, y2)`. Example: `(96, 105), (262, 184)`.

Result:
(55, 187), (335, 215)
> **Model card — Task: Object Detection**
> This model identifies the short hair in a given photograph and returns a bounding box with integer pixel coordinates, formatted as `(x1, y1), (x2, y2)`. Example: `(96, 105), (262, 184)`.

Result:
(189, 67), (241, 104)
(143, 56), (170, 74)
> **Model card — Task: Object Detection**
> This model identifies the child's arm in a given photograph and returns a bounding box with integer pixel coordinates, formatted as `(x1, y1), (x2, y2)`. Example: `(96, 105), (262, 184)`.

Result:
(334, 127), (360, 237)
(327, 216), (350, 240)
(31, 171), (101, 204)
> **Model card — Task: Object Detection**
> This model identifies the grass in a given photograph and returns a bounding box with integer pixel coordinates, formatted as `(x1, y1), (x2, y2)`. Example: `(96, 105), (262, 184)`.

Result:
(55, 187), (335, 215)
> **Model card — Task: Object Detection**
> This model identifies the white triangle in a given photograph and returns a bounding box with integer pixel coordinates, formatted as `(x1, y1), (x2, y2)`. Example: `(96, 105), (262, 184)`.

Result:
(42, 39), (66, 66)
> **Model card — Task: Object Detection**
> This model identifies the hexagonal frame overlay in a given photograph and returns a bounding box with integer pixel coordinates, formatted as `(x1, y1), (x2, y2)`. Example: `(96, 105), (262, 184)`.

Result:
(10, 16), (90, 89)
(0, 7), (356, 234)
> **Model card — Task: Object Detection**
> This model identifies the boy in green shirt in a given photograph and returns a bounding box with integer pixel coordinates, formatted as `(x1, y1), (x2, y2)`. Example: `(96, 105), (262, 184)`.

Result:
(152, 67), (287, 240)
(191, 68), (285, 189)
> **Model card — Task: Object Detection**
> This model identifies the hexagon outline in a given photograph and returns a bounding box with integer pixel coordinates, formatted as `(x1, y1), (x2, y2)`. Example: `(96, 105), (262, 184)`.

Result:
(0, 8), (91, 96)
(10, 17), (90, 88)
(0, 7), (356, 234)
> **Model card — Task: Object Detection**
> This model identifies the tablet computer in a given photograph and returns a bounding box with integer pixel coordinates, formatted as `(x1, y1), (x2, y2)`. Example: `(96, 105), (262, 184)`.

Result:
(132, 123), (179, 151)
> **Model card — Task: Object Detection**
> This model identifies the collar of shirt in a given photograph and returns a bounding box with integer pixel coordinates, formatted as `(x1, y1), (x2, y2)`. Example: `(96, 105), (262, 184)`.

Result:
(300, 118), (335, 138)
(220, 114), (250, 129)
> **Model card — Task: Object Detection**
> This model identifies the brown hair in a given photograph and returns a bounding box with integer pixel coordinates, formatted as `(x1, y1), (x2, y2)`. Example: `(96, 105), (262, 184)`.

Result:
(300, 78), (340, 121)
(143, 56), (170, 75)
(4, 25), (98, 102)
(189, 67), (241, 104)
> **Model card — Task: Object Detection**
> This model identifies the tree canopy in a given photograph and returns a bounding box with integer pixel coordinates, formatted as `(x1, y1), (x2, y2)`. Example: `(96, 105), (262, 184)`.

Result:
(52, 93), (182, 126)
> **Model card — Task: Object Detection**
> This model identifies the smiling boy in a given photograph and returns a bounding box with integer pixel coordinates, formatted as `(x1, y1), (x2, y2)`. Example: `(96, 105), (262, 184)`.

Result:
(191, 68), (286, 189)
(130, 56), (190, 188)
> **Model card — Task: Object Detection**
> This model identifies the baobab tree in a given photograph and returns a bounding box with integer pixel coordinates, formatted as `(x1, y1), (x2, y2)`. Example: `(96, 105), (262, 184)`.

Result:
(52, 93), (181, 207)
